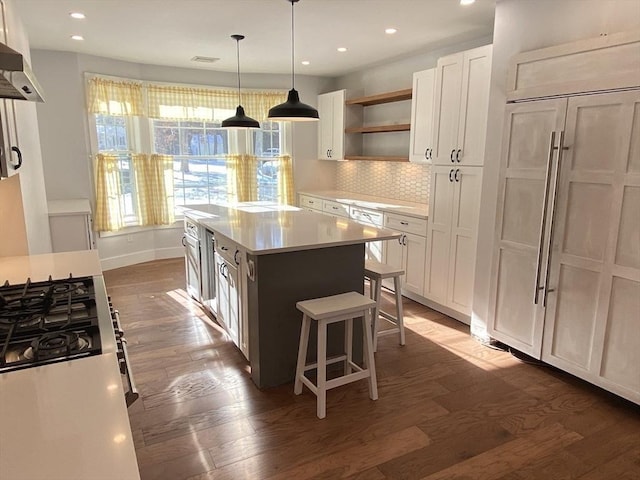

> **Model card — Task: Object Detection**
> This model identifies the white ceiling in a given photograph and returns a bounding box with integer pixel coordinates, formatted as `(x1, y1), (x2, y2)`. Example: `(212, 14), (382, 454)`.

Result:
(15, 0), (495, 77)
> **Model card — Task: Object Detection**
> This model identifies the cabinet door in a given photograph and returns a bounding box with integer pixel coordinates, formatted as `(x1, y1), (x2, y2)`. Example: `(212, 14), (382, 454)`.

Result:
(227, 261), (240, 348)
(447, 166), (482, 315)
(409, 68), (436, 164)
(541, 90), (640, 403)
(317, 90), (345, 160)
(384, 235), (405, 290)
(431, 53), (463, 166)
(424, 166), (455, 302)
(487, 98), (568, 358)
(215, 253), (229, 330)
(456, 45), (492, 166)
(404, 232), (427, 294)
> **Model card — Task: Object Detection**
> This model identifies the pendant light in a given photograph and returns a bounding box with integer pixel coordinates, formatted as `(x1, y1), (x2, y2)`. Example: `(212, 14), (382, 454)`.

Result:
(268, 0), (319, 121)
(222, 34), (260, 129)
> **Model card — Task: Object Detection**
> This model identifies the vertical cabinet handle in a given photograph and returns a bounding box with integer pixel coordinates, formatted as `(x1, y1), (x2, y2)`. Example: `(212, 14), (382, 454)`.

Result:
(534, 131), (556, 305)
(181, 236), (187, 247)
(424, 148), (429, 160)
(449, 169), (454, 182)
(402, 234), (407, 246)
(10, 146), (22, 170)
(454, 169), (460, 182)
(450, 149), (455, 163)
(455, 149), (461, 163)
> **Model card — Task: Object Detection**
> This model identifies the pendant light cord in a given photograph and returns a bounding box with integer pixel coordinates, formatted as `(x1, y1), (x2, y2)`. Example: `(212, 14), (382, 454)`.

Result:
(236, 38), (241, 105)
(291, 0), (295, 90)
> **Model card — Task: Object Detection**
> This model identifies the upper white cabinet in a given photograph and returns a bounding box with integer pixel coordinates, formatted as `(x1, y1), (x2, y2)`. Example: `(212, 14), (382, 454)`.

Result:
(425, 165), (482, 316)
(432, 44), (492, 166)
(317, 89), (362, 161)
(409, 68), (436, 164)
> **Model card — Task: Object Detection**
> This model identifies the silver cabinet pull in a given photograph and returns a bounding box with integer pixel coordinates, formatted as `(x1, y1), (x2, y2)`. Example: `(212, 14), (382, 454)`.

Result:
(534, 131), (556, 305)
(543, 130), (567, 307)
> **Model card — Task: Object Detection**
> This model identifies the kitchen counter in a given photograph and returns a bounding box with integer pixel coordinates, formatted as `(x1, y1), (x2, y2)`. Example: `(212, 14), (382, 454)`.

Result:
(0, 251), (140, 480)
(298, 190), (429, 219)
(182, 201), (400, 254)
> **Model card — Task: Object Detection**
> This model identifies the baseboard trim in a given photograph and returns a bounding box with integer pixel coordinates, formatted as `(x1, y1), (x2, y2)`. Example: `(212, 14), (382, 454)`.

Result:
(101, 247), (183, 271)
(402, 290), (471, 325)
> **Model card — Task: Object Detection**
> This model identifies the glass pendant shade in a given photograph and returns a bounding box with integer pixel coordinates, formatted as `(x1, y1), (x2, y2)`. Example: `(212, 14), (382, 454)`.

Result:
(268, 0), (319, 121)
(222, 34), (260, 129)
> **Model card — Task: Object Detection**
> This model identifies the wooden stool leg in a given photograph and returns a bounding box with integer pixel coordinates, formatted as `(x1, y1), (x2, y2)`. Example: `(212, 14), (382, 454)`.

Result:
(317, 319), (327, 419)
(362, 308), (378, 400)
(294, 314), (311, 395)
(344, 317), (353, 375)
(373, 277), (383, 352)
(394, 275), (405, 346)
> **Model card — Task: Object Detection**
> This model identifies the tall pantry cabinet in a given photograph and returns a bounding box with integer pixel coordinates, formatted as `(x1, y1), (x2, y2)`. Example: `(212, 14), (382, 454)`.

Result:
(488, 31), (640, 404)
(424, 44), (492, 317)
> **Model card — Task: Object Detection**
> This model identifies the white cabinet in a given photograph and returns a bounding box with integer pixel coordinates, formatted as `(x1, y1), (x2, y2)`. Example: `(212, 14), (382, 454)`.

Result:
(488, 90), (640, 404)
(425, 165), (482, 316)
(409, 68), (436, 164)
(383, 213), (427, 295)
(318, 90), (346, 160)
(321, 199), (349, 218)
(432, 44), (492, 166)
(350, 205), (384, 262)
(299, 194), (322, 212)
(48, 199), (94, 252)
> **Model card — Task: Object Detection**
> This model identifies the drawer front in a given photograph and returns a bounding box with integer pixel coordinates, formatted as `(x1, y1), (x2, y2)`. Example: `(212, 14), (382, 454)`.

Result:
(299, 195), (322, 211)
(350, 206), (384, 227)
(322, 199), (350, 218)
(384, 213), (427, 236)
(216, 238), (241, 265)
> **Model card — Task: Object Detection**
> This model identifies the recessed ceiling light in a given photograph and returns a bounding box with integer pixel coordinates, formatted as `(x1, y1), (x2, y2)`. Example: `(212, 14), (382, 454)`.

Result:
(71, 35), (84, 41)
(70, 12), (85, 19)
(460, 0), (476, 5)
(337, 47), (347, 53)
(385, 28), (397, 34)
(301, 60), (310, 65)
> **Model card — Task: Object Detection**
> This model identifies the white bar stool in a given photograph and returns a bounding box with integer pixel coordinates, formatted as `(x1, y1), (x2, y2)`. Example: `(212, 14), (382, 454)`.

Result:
(294, 292), (378, 419)
(364, 259), (406, 351)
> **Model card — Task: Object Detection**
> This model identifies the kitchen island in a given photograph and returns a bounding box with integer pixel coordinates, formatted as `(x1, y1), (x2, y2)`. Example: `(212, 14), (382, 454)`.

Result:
(183, 202), (400, 388)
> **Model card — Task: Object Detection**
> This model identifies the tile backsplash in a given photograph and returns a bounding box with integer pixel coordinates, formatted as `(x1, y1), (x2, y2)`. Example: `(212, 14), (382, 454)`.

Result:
(336, 161), (430, 204)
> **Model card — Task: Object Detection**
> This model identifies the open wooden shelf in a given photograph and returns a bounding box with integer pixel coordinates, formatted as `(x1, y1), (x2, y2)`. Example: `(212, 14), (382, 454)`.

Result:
(343, 155), (410, 162)
(345, 123), (411, 134)
(345, 88), (412, 106)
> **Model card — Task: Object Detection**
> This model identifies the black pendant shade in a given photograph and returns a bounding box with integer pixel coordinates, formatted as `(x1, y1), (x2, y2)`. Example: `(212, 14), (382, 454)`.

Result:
(268, 88), (319, 121)
(222, 34), (260, 129)
(268, 0), (319, 121)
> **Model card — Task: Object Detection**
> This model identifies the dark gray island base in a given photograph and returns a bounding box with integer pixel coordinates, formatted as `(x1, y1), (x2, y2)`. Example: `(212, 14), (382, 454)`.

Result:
(247, 243), (365, 388)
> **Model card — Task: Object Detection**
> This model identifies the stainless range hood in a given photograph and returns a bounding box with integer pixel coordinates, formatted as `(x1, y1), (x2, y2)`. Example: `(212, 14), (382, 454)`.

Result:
(0, 41), (44, 102)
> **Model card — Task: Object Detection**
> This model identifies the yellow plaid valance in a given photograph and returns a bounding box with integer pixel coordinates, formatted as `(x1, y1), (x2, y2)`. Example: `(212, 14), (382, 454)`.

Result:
(87, 77), (144, 116)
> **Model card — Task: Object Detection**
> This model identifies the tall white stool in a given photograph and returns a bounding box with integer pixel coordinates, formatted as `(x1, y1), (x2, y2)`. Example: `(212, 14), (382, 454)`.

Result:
(294, 292), (378, 419)
(364, 259), (406, 351)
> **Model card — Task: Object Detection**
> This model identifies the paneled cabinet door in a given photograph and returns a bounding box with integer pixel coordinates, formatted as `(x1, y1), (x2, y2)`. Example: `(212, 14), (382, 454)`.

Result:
(541, 90), (640, 403)
(432, 45), (492, 166)
(317, 90), (345, 160)
(409, 68), (436, 163)
(487, 98), (568, 358)
(404, 232), (427, 294)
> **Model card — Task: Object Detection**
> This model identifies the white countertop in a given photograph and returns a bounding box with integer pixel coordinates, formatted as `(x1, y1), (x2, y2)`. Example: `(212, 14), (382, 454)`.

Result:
(0, 250), (102, 285)
(298, 190), (429, 219)
(182, 201), (401, 255)
(0, 354), (140, 480)
(0, 251), (140, 480)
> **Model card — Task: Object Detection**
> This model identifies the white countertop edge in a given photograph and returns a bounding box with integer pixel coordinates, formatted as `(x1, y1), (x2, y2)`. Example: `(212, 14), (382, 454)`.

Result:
(297, 190), (429, 219)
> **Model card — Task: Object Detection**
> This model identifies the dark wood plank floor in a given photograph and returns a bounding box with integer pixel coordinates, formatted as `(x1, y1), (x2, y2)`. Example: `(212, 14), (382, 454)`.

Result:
(103, 258), (640, 480)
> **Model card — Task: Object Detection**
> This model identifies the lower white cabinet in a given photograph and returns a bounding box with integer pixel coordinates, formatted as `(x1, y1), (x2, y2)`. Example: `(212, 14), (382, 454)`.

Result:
(383, 213), (427, 295)
(48, 199), (94, 252)
(350, 206), (384, 262)
(299, 194), (322, 212)
(425, 165), (482, 315)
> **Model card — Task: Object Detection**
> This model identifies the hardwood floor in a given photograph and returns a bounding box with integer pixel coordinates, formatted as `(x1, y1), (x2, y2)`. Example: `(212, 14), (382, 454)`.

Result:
(103, 258), (640, 480)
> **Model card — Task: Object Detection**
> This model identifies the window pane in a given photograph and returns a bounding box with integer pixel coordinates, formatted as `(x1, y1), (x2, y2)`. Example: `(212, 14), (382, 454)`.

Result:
(253, 121), (281, 157)
(257, 159), (279, 201)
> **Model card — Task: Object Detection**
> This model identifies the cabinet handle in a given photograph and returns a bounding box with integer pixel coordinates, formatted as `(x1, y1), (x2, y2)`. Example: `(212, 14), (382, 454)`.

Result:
(454, 169), (460, 182)
(221, 246), (228, 251)
(455, 149), (461, 163)
(402, 234), (407, 246)
(424, 148), (429, 160)
(534, 131), (556, 305)
(234, 250), (240, 265)
(181, 235), (187, 247)
(398, 235), (403, 245)
(10, 146), (22, 170)
(450, 149), (455, 163)
(400, 221), (408, 226)
(449, 169), (454, 182)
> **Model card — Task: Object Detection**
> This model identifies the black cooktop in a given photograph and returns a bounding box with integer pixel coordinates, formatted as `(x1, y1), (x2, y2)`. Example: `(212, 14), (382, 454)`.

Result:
(0, 276), (102, 373)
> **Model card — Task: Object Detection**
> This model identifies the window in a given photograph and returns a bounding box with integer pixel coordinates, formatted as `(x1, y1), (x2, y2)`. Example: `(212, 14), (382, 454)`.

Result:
(253, 121), (282, 202)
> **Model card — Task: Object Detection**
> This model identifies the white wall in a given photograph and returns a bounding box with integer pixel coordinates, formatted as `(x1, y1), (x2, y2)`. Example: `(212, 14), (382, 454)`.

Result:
(31, 49), (336, 269)
(470, 0), (640, 341)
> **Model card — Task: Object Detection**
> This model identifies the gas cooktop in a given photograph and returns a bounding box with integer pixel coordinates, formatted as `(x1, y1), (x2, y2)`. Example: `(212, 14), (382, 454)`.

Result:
(0, 276), (102, 373)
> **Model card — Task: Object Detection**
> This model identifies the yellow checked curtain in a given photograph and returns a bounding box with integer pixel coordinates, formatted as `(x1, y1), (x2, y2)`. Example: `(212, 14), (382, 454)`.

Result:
(132, 154), (175, 226)
(94, 154), (126, 232)
(87, 77), (144, 116)
(277, 155), (295, 205)
(226, 154), (258, 203)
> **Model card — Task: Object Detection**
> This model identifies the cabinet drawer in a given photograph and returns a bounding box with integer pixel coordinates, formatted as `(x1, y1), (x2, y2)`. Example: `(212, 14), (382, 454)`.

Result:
(350, 206), (383, 227)
(384, 213), (427, 236)
(216, 238), (241, 266)
(299, 195), (322, 211)
(322, 199), (350, 218)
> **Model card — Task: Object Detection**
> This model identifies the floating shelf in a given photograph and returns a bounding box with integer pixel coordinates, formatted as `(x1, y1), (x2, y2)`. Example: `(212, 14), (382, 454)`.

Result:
(345, 123), (411, 134)
(345, 88), (412, 106)
(343, 155), (410, 162)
